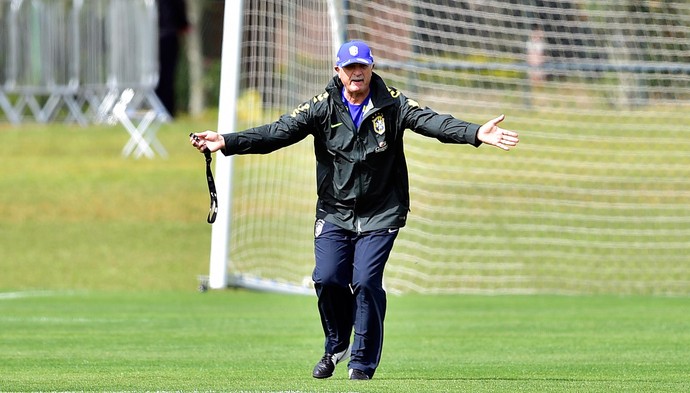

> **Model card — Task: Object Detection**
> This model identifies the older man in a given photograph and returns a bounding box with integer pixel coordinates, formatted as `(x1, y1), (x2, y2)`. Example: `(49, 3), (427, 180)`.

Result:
(190, 40), (519, 380)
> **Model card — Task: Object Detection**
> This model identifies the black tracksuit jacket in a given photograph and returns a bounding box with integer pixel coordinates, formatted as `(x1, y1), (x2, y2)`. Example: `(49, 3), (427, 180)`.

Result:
(221, 72), (482, 233)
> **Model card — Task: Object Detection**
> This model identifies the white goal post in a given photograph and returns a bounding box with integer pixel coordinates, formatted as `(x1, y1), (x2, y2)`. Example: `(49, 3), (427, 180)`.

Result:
(205, 0), (244, 290)
(204, 0), (690, 296)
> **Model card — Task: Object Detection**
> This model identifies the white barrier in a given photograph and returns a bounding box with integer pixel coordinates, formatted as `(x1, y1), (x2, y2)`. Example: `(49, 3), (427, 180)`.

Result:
(0, 0), (169, 157)
(0, 0), (83, 123)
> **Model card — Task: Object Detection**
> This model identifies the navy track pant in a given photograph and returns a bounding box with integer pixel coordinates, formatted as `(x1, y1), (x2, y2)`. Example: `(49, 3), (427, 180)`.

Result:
(312, 220), (399, 378)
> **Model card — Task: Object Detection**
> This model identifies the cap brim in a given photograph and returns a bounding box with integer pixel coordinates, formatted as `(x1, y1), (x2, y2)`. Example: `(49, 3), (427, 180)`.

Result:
(337, 58), (373, 67)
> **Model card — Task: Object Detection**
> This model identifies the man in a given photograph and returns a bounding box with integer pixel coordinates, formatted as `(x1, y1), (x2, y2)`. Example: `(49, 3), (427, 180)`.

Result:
(190, 40), (519, 380)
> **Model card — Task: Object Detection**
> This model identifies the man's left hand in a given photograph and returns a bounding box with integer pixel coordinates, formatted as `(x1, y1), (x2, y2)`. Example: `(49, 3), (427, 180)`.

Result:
(477, 114), (519, 151)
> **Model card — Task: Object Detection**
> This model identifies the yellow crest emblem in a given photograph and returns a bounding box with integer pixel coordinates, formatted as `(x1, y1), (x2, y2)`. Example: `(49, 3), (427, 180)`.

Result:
(373, 114), (385, 135)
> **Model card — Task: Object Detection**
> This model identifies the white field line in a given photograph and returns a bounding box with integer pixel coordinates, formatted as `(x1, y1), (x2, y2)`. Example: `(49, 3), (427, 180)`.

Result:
(0, 290), (77, 300)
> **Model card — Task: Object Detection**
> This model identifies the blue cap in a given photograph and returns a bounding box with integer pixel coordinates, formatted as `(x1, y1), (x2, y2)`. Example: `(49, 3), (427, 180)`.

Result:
(336, 40), (374, 67)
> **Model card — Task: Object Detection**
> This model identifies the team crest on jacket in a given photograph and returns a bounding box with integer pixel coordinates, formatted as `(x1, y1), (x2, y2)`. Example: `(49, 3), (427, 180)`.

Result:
(373, 114), (385, 135)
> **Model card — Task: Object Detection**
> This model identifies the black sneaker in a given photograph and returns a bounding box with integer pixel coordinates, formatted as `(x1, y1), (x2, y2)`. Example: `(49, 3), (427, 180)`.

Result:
(349, 368), (371, 380)
(312, 349), (349, 379)
(312, 353), (336, 379)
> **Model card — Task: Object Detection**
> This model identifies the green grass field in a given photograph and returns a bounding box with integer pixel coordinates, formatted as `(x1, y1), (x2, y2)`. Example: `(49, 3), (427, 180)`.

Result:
(2, 291), (689, 392)
(1, 116), (217, 292)
(2, 115), (690, 392)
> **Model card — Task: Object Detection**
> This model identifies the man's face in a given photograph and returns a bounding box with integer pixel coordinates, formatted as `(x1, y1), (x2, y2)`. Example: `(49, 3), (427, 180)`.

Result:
(335, 63), (373, 97)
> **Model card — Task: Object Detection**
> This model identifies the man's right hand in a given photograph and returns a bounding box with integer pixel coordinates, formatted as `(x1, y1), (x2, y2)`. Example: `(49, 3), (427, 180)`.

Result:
(189, 131), (225, 153)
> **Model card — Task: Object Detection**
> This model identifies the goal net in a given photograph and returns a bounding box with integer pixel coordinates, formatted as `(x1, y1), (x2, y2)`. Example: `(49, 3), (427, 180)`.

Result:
(209, 0), (690, 295)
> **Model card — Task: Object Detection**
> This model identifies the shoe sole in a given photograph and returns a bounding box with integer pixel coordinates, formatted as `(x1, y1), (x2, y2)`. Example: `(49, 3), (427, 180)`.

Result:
(334, 345), (351, 365)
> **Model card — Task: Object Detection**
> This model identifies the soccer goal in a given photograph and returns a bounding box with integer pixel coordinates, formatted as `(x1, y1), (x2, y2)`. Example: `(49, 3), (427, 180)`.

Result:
(203, 0), (690, 296)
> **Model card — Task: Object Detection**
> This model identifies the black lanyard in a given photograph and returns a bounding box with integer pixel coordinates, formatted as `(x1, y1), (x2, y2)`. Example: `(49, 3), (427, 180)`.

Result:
(204, 149), (218, 224)
(191, 133), (218, 224)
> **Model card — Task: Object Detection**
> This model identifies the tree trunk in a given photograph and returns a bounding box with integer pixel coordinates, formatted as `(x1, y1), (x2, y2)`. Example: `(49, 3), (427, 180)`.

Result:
(185, 0), (205, 116)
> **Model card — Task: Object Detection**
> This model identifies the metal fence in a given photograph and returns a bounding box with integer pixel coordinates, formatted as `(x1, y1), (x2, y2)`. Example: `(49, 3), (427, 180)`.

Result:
(0, 0), (168, 133)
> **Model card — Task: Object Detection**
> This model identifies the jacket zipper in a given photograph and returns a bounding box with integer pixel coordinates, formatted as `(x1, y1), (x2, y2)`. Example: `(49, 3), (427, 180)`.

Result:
(354, 120), (365, 234)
